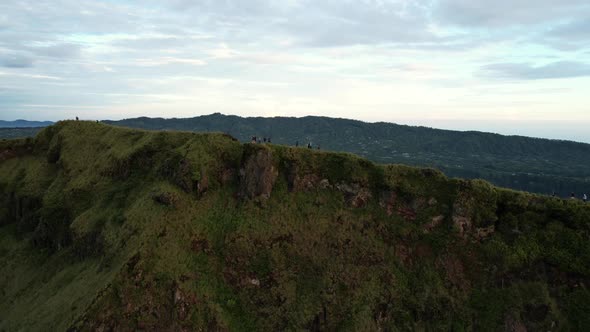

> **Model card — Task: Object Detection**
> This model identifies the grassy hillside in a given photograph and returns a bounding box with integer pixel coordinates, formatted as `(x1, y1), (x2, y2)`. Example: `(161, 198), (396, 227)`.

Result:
(1, 121), (589, 331)
(105, 113), (590, 196)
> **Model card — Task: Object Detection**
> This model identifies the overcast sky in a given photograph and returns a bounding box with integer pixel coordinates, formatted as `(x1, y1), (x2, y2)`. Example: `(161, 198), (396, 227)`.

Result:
(1, 0), (589, 142)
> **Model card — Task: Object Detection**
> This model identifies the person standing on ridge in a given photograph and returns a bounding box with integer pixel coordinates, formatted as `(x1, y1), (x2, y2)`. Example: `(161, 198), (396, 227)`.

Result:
(571, 192), (576, 200)
(307, 142), (312, 149)
(584, 193), (588, 203)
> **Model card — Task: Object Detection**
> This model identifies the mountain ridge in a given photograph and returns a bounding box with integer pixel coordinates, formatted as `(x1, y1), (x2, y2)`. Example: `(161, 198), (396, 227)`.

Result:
(0, 119), (54, 128)
(104, 113), (590, 196)
(0, 121), (589, 331)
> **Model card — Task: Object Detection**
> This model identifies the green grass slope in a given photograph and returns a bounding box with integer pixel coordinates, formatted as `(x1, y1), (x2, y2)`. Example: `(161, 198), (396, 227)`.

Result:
(0, 121), (589, 331)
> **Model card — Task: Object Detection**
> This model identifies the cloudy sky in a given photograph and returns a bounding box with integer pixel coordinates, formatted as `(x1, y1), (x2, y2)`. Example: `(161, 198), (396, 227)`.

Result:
(1, 0), (589, 142)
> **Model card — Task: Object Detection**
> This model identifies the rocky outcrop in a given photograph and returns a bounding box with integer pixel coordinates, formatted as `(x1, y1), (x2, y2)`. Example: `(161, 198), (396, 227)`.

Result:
(336, 182), (372, 208)
(379, 191), (397, 216)
(239, 147), (278, 200)
(453, 216), (472, 238)
(293, 173), (322, 191)
(424, 215), (445, 233)
(285, 164), (332, 192)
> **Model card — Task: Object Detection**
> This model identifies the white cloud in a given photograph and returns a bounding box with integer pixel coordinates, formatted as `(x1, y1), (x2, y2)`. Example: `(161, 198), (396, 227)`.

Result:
(0, 0), (588, 142)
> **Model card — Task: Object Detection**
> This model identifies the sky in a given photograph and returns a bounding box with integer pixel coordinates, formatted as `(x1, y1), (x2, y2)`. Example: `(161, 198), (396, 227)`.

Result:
(0, 0), (589, 142)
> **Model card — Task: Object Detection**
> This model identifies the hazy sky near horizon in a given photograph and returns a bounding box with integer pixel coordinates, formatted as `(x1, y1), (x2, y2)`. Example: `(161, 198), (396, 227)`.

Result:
(1, 0), (590, 142)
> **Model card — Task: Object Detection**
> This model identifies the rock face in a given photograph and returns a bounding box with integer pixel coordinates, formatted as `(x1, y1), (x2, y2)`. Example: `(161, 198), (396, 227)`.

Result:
(293, 173), (322, 192)
(239, 147), (278, 200)
(336, 182), (372, 208)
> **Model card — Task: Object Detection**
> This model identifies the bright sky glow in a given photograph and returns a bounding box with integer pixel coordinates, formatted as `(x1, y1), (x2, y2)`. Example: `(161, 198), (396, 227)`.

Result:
(0, 0), (589, 142)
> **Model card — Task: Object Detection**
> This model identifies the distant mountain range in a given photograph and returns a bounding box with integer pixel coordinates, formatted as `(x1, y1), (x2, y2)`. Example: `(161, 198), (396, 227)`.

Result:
(0, 120), (53, 128)
(104, 113), (590, 196)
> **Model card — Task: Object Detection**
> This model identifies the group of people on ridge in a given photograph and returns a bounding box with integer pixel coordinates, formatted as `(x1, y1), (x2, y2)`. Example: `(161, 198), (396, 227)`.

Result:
(556, 192), (588, 202)
(295, 141), (320, 150)
(250, 136), (271, 144)
(570, 192), (588, 203)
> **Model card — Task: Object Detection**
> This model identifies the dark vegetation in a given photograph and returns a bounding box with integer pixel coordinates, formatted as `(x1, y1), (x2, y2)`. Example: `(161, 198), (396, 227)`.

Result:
(0, 121), (589, 331)
(0, 127), (44, 139)
(103, 113), (590, 196)
(0, 120), (53, 128)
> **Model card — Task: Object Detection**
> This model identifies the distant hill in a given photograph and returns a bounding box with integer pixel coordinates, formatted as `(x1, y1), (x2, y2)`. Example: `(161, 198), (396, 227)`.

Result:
(1, 121), (589, 330)
(105, 113), (590, 196)
(0, 119), (53, 128)
(0, 127), (45, 139)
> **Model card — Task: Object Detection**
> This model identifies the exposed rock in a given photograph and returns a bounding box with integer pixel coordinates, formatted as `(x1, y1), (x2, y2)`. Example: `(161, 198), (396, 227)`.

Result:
(379, 191), (397, 216)
(239, 148), (278, 200)
(174, 287), (198, 321)
(294, 173), (322, 191)
(453, 216), (472, 238)
(318, 179), (331, 189)
(351, 188), (372, 208)
(336, 182), (372, 208)
(286, 163), (332, 192)
(396, 206), (417, 221)
(424, 215), (444, 233)
(474, 225), (495, 241)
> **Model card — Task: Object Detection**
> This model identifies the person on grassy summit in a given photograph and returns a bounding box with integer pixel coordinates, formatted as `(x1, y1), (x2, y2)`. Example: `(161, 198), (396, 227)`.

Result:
(263, 137), (267, 143)
(295, 141), (299, 147)
(268, 137), (271, 143)
(307, 142), (312, 149)
(570, 192), (576, 200)
(584, 193), (587, 202)
(251, 136), (257, 144)
(76, 116), (79, 121)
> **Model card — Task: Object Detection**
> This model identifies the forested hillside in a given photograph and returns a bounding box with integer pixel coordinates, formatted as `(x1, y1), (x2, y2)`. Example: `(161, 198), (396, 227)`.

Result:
(105, 113), (590, 196)
(1, 121), (589, 331)
(0, 127), (44, 139)
(0, 120), (53, 128)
